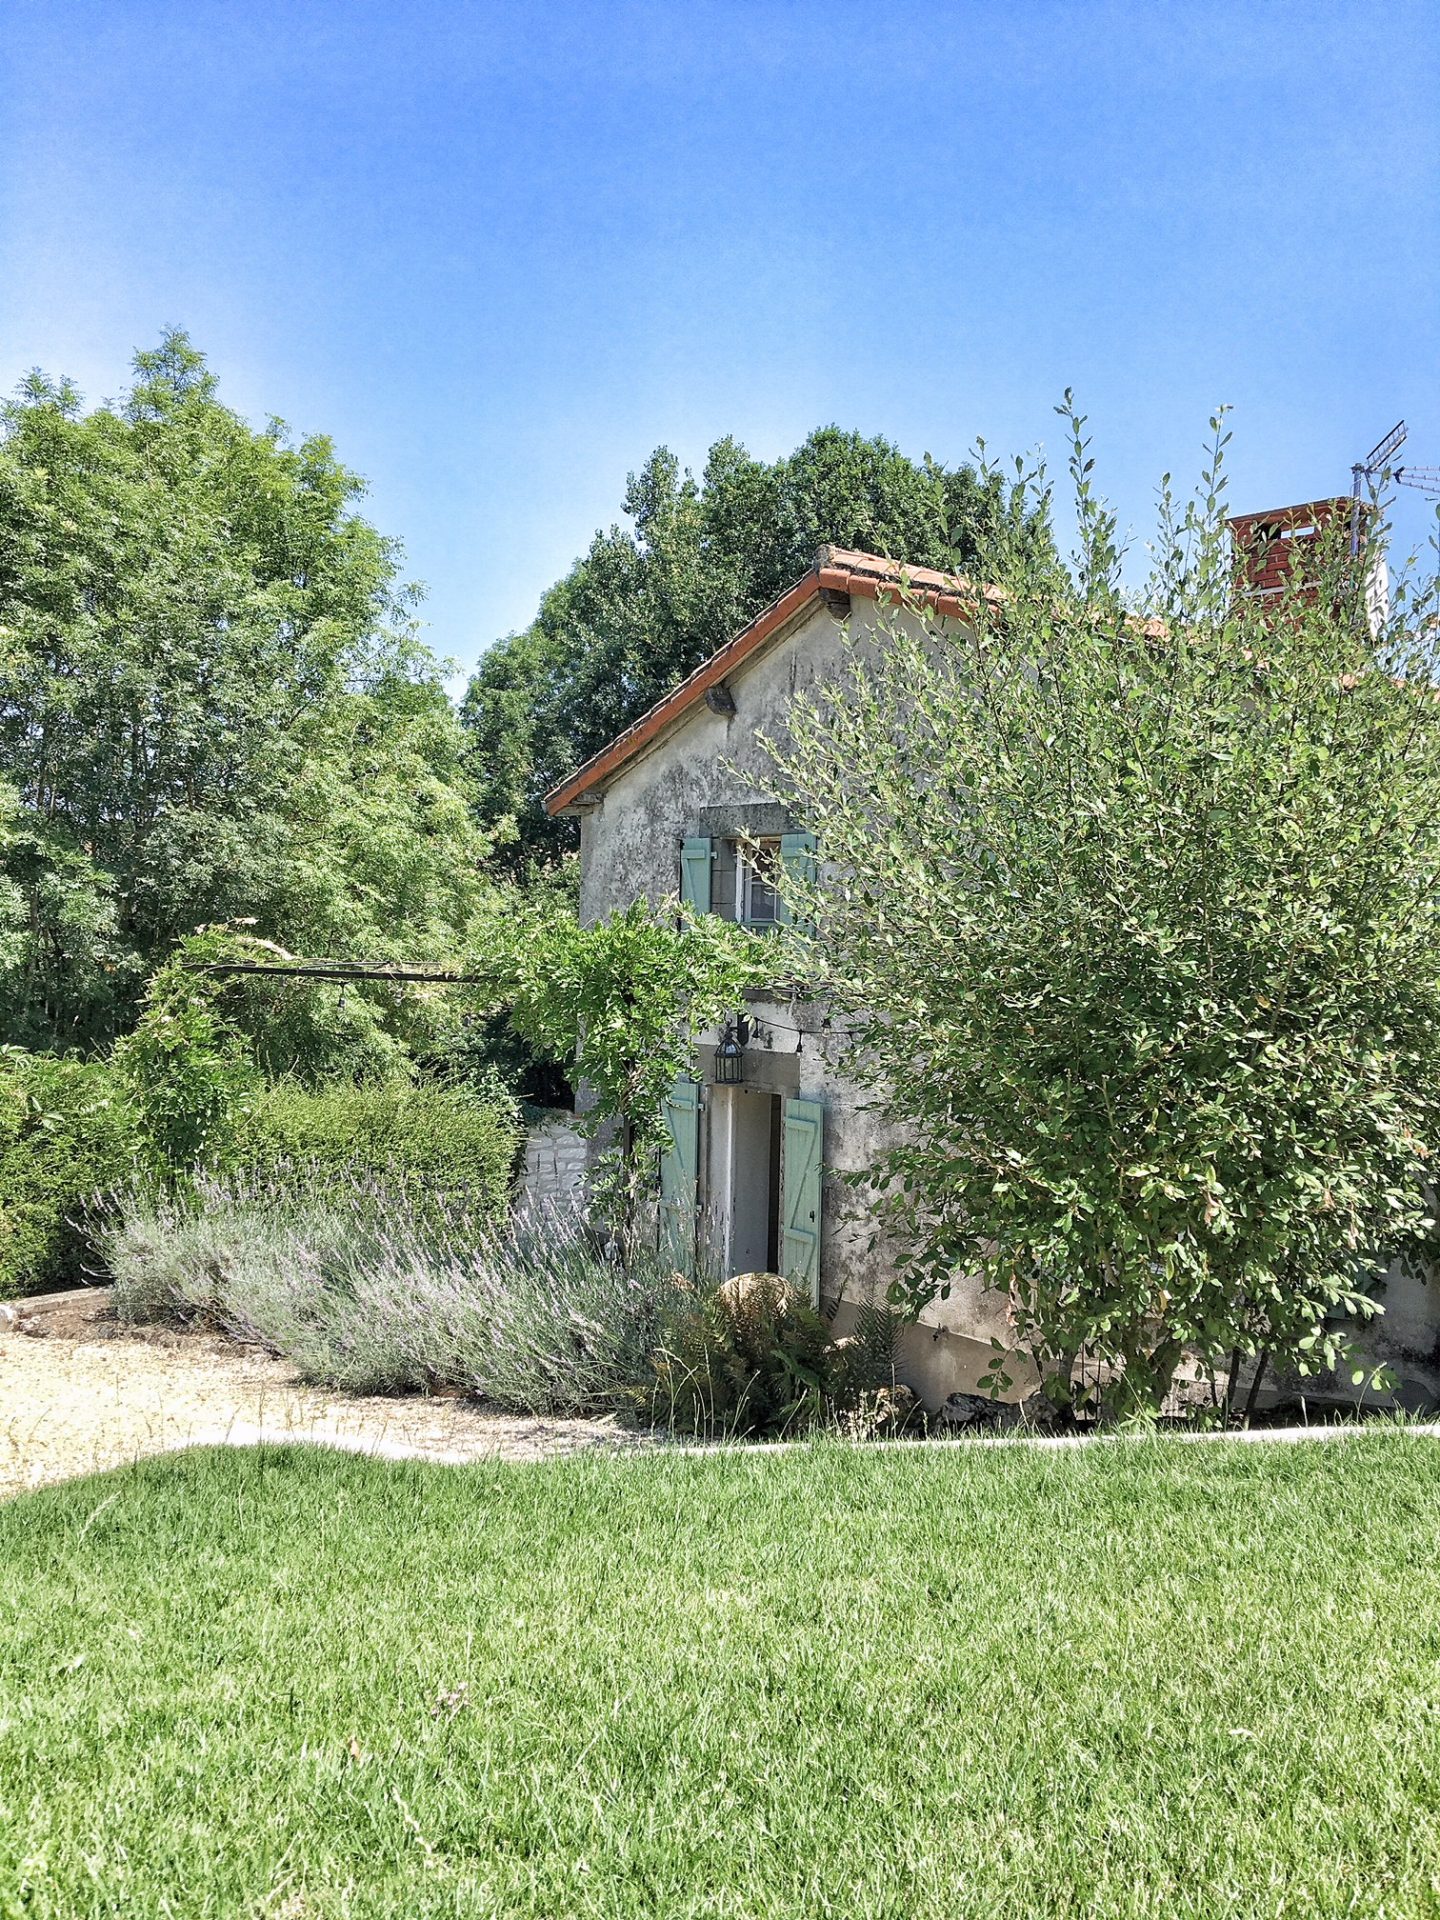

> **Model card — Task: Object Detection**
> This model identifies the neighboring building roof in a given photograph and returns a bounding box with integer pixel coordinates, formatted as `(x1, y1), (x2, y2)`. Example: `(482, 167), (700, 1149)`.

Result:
(544, 546), (999, 815)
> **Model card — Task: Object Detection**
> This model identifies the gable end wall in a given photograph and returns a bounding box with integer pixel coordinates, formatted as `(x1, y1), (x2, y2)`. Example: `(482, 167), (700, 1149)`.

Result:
(578, 594), (1020, 1406)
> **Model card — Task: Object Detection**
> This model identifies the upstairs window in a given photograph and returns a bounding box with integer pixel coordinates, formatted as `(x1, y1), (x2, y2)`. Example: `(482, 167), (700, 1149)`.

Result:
(735, 837), (782, 928)
(679, 831), (817, 934)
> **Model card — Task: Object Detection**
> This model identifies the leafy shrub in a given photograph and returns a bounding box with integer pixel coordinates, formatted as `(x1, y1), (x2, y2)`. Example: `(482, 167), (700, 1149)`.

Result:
(103, 1172), (690, 1415)
(0, 1048), (136, 1298)
(770, 406), (1440, 1415)
(111, 931), (258, 1178)
(233, 1078), (522, 1226)
(650, 1272), (906, 1436)
(111, 934), (523, 1210)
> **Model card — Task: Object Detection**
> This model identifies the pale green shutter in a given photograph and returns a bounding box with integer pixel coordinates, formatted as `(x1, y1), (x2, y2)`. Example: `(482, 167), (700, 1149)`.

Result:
(659, 1075), (702, 1274)
(680, 836), (713, 915)
(781, 1096), (824, 1302)
(777, 831), (818, 932)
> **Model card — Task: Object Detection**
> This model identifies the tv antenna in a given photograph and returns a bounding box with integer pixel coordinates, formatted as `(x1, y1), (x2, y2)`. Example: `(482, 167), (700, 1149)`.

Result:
(1395, 463), (1440, 501)
(1351, 420), (1406, 554)
(1349, 420), (1440, 550)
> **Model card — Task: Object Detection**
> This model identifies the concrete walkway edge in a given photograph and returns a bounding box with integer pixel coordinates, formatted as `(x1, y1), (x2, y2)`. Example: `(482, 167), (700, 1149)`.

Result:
(164, 1417), (1440, 1468)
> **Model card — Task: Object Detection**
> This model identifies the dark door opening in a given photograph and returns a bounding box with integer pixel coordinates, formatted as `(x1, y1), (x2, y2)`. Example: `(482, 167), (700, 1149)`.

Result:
(713, 1086), (784, 1276)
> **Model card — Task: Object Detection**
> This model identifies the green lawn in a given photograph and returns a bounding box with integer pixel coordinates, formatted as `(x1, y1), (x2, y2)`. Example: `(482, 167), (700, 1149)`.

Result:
(2, 1437), (1439, 1919)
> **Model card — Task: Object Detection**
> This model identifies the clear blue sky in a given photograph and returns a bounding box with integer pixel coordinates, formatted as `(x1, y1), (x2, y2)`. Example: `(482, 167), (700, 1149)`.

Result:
(3, 0), (1437, 680)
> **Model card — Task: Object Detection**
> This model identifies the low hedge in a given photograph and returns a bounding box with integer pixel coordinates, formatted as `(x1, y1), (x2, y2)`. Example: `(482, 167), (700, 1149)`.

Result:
(0, 1059), (523, 1298)
(232, 1079), (522, 1225)
(0, 1050), (137, 1299)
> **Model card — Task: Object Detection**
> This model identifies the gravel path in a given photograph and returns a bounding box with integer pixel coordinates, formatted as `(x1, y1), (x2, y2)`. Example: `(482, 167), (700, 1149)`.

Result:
(0, 1289), (661, 1499)
(9, 1293), (1429, 1500)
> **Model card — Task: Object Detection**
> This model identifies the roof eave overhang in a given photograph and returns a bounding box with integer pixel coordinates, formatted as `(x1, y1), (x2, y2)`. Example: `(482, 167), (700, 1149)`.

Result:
(543, 552), (996, 816)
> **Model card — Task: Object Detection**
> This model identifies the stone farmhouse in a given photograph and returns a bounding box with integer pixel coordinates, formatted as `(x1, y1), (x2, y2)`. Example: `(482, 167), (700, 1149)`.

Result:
(545, 518), (1440, 1411)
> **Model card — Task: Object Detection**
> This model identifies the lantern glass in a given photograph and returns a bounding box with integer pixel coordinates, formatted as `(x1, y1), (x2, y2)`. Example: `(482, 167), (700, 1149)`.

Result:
(714, 1026), (744, 1084)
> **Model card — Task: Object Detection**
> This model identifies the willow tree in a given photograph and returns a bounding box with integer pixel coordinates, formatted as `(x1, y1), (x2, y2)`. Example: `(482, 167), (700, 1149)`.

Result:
(771, 403), (1440, 1416)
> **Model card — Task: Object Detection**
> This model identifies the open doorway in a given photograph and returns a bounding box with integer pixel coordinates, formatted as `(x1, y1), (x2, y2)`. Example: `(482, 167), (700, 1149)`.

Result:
(709, 1086), (783, 1275)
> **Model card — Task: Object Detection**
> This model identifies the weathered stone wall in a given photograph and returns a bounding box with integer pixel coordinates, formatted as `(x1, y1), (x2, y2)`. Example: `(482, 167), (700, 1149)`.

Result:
(521, 1118), (588, 1207)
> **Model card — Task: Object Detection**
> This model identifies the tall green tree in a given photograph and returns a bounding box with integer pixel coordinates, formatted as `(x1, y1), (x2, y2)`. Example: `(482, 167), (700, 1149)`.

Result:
(0, 333), (490, 1059)
(462, 426), (1052, 866)
(0, 783), (28, 983)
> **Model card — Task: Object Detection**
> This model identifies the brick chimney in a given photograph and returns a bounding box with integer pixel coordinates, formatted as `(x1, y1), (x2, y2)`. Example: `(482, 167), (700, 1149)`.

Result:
(1227, 496), (1353, 600)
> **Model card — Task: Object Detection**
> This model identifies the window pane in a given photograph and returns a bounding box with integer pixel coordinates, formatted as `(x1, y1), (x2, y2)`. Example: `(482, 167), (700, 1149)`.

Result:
(742, 840), (781, 924)
(747, 873), (779, 922)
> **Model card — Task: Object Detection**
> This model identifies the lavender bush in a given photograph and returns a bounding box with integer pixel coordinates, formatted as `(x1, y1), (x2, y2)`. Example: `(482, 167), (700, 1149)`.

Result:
(102, 1166), (693, 1416)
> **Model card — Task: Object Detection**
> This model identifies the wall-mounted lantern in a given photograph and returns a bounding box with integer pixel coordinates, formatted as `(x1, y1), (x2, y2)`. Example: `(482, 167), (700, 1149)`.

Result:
(713, 1021), (745, 1084)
